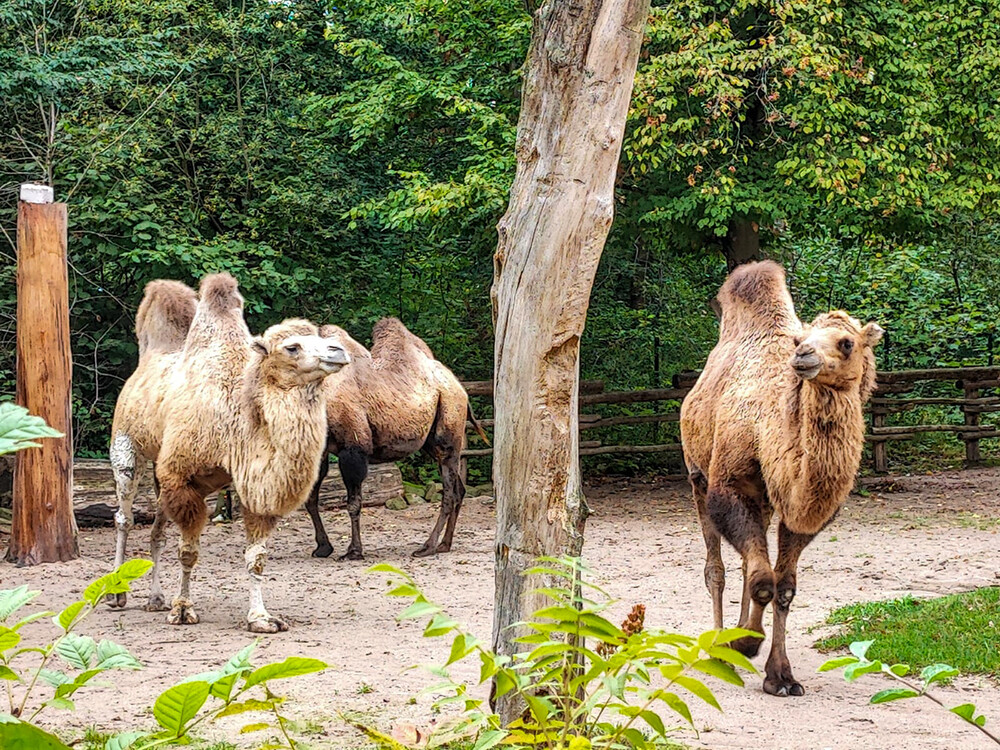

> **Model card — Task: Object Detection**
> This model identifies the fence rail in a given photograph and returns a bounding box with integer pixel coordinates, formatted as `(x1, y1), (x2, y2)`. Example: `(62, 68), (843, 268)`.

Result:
(461, 366), (1000, 474)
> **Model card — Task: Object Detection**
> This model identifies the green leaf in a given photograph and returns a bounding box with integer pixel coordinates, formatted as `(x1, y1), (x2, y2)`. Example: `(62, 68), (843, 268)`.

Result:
(920, 664), (959, 686)
(0, 403), (63, 457)
(38, 669), (69, 688)
(0, 665), (18, 681)
(849, 640), (875, 660)
(870, 688), (919, 704)
(398, 600), (440, 620)
(215, 698), (275, 718)
(691, 658), (744, 686)
(240, 722), (271, 733)
(887, 663), (910, 677)
(0, 587), (40, 622)
(245, 657), (327, 687)
(104, 731), (148, 750)
(95, 640), (142, 670)
(659, 691), (693, 726)
(472, 728), (507, 750)
(55, 602), (85, 632)
(83, 561), (153, 605)
(56, 633), (96, 669)
(44, 697), (75, 711)
(153, 680), (211, 736)
(843, 660), (883, 682)
(0, 626), (22, 652)
(951, 703), (977, 721)
(0, 714), (73, 749)
(673, 674), (721, 710)
(817, 656), (860, 672)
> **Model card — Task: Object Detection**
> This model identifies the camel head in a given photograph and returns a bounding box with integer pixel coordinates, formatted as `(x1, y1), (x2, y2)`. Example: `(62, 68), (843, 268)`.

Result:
(252, 318), (351, 388)
(790, 311), (883, 394)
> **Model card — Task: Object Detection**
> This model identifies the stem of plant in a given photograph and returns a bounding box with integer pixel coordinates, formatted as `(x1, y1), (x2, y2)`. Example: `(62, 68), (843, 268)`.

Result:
(886, 671), (1000, 746)
(271, 699), (297, 749)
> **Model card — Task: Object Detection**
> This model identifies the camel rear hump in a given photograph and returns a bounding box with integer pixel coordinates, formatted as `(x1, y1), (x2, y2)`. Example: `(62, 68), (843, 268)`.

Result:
(135, 280), (197, 357)
(372, 317), (435, 360)
(715, 260), (799, 341)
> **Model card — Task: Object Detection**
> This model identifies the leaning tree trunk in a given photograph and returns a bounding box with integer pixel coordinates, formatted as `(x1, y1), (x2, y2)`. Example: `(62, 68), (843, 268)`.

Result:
(490, 0), (649, 725)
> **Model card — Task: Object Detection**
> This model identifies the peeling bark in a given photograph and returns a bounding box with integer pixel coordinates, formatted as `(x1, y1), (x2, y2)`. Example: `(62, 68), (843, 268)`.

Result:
(489, 0), (650, 724)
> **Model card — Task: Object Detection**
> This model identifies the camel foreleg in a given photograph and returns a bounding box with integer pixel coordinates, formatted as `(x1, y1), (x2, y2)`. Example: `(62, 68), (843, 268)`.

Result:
(763, 522), (814, 697)
(108, 433), (145, 608)
(338, 446), (368, 561)
(243, 512), (287, 633)
(306, 459), (333, 558)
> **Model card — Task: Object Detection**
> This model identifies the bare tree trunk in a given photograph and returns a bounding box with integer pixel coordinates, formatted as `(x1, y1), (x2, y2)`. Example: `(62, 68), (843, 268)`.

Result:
(8, 187), (78, 565)
(490, 0), (649, 725)
(722, 218), (761, 269)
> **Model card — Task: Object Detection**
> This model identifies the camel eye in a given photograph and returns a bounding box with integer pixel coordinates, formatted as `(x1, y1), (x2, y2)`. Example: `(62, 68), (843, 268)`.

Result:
(838, 338), (854, 356)
(284, 344), (301, 355)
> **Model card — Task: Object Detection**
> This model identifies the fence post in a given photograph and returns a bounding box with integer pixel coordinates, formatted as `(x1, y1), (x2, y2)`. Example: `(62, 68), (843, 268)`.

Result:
(8, 184), (78, 565)
(962, 380), (982, 467)
(872, 411), (888, 473)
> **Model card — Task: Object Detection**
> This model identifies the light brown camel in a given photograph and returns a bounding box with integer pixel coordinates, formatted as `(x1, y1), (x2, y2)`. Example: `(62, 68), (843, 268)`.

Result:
(110, 273), (349, 632)
(680, 260), (882, 696)
(303, 318), (488, 560)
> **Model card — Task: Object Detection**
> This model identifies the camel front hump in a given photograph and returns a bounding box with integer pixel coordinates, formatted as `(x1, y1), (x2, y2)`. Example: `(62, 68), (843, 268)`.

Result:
(682, 260), (884, 697)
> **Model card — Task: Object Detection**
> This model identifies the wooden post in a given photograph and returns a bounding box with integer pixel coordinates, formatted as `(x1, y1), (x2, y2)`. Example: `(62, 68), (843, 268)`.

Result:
(490, 0), (649, 724)
(962, 381), (981, 467)
(872, 408), (888, 473)
(8, 184), (78, 565)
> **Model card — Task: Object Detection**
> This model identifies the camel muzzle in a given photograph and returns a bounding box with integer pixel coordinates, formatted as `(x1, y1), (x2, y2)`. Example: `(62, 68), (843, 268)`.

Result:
(791, 354), (822, 380)
(319, 347), (351, 372)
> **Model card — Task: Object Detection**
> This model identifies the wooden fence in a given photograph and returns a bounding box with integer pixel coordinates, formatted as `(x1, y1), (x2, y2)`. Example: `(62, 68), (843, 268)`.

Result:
(461, 366), (1000, 475)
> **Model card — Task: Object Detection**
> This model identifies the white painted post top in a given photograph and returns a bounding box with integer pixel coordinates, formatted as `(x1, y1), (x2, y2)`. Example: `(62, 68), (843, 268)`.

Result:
(20, 183), (54, 204)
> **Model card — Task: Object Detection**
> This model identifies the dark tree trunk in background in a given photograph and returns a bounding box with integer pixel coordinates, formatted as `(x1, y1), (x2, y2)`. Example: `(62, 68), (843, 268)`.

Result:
(490, 0), (650, 726)
(722, 218), (761, 269)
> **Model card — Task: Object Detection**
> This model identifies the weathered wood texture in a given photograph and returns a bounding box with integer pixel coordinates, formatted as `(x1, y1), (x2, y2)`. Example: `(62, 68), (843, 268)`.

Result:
(70, 460), (403, 527)
(489, 0), (649, 724)
(8, 199), (78, 564)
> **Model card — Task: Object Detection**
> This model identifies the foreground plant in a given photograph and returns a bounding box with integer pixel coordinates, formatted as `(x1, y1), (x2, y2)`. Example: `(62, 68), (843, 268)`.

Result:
(0, 564), (327, 749)
(363, 557), (756, 750)
(819, 640), (999, 746)
(0, 402), (64, 456)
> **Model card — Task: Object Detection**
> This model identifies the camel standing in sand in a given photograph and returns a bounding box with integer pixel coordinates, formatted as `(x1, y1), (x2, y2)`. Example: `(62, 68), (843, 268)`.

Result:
(304, 318), (488, 560)
(110, 274), (349, 632)
(680, 261), (882, 696)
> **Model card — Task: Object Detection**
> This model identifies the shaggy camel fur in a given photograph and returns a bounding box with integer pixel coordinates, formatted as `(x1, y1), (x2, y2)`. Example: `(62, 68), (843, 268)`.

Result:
(680, 261), (882, 696)
(304, 318), (488, 560)
(111, 274), (349, 632)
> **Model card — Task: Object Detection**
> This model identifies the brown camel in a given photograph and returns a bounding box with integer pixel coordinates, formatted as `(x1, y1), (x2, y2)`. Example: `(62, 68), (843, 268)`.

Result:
(110, 274), (349, 632)
(304, 318), (488, 560)
(680, 260), (882, 696)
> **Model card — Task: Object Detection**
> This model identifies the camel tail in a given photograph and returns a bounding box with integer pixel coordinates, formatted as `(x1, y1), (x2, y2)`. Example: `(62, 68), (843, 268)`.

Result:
(135, 279), (197, 357)
(468, 402), (490, 446)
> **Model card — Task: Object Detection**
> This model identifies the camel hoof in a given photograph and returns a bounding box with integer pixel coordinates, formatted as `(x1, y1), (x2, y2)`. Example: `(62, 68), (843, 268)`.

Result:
(435, 542), (451, 554)
(338, 549), (364, 562)
(763, 678), (804, 697)
(167, 603), (199, 625)
(145, 593), (169, 612)
(411, 544), (435, 558)
(731, 632), (765, 658)
(105, 592), (127, 609)
(248, 617), (289, 634)
(312, 544), (333, 558)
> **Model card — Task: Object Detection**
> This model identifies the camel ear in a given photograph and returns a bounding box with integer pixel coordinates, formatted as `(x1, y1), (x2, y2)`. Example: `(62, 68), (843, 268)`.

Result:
(709, 297), (722, 319)
(862, 323), (884, 348)
(252, 337), (269, 356)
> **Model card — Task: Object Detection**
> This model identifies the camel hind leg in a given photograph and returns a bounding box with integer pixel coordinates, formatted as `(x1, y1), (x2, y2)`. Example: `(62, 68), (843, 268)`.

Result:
(108, 433), (145, 609)
(158, 479), (209, 626)
(691, 470), (724, 629)
(145, 466), (171, 612)
(414, 403), (464, 557)
(338, 445), (369, 561)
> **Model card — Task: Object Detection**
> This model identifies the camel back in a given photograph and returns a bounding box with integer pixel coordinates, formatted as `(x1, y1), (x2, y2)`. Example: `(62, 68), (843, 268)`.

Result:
(135, 280), (197, 357)
(715, 260), (799, 341)
(371, 317), (435, 360)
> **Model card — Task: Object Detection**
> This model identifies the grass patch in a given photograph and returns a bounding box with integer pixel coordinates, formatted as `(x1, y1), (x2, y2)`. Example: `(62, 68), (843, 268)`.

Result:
(815, 587), (1000, 677)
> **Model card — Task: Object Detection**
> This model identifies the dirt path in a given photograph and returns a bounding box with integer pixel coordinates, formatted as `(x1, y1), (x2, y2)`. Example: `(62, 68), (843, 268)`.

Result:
(2, 468), (999, 749)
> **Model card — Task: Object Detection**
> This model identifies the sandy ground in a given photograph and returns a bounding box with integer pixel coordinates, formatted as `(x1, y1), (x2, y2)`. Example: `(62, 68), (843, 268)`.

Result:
(2, 468), (999, 749)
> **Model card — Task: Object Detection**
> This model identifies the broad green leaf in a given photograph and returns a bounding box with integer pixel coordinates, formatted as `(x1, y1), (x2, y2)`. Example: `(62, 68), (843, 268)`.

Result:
(472, 728), (507, 750)
(659, 691), (693, 727)
(849, 640), (875, 660)
(707, 645), (757, 673)
(398, 600), (440, 620)
(56, 633), (96, 669)
(44, 697), (75, 711)
(95, 640), (142, 670)
(0, 665), (18, 681)
(691, 658), (744, 686)
(104, 731), (149, 750)
(0, 403), (63, 457)
(55, 669), (102, 698)
(153, 680), (211, 736)
(38, 669), (69, 688)
(951, 703), (977, 721)
(0, 587), (40, 622)
(843, 660), (883, 682)
(870, 688), (919, 704)
(673, 674), (721, 710)
(245, 657), (327, 687)
(215, 698), (275, 718)
(817, 656), (860, 672)
(888, 663), (910, 677)
(0, 627), (22, 652)
(0, 714), (73, 750)
(55, 602), (86, 632)
(920, 664), (959, 686)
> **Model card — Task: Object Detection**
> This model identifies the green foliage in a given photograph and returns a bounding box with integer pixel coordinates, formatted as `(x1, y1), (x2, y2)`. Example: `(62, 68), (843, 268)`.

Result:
(0, 402), (63, 456)
(814, 588), (1000, 678)
(0, 562), (151, 748)
(0, 564), (327, 750)
(819, 640), (999, 745)
(365, 557), (756, 749)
